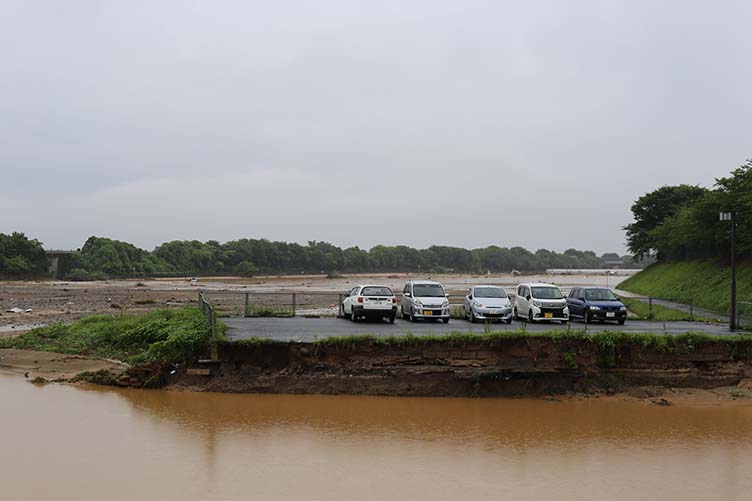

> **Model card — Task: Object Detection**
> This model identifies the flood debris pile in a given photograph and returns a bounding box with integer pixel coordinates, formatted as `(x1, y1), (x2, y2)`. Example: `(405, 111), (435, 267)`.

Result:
(178, 332), (752, 398)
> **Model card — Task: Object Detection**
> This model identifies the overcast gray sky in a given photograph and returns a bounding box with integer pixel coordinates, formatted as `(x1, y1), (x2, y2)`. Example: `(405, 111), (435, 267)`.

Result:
(1, 0), (750, 254)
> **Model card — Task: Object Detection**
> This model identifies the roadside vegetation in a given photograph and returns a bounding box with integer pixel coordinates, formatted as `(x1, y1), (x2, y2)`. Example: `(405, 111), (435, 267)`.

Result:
(245, 305), (293, 318)
(0, 308), (218, 364)
(311, 329), (752, 359)
(619, 261), (752, 314)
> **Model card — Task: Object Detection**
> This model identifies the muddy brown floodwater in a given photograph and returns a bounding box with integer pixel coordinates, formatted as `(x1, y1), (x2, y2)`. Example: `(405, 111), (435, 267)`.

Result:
(3, 374), (752, 501)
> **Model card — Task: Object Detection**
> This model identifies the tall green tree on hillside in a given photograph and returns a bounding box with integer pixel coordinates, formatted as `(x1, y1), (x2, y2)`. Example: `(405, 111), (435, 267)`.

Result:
(624, 185), (708, 260)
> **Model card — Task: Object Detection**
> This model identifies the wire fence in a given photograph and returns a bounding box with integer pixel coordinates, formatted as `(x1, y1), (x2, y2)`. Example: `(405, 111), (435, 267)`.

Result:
(197, 290), (475, 318)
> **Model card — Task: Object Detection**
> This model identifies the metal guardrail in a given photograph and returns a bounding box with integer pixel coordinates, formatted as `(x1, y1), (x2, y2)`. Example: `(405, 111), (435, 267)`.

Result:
(738, 302), (752, 330)
(617, 295), (697, 320)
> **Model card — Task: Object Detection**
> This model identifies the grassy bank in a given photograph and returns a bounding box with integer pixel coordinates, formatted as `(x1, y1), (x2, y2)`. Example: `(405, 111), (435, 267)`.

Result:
(619, 260), (752, 313)
(621, 298), (716, 322)
(310, 329), (751, 353)
(0, 308), (219, 364)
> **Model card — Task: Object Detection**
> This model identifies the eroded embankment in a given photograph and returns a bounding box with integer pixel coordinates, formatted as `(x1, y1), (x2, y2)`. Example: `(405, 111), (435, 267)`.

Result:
(173, 334), (752, 397)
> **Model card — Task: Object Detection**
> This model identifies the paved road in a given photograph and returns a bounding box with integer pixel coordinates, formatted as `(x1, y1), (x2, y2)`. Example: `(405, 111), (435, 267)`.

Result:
(223, 316), (734, 342)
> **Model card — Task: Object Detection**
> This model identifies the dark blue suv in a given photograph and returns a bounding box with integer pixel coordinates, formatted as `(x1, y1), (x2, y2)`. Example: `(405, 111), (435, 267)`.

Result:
(566, 287), (627, 325)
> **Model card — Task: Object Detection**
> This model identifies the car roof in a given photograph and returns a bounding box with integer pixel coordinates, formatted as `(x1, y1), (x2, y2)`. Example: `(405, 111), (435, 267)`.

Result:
(581, 287), (610, 290)
(473, 285), (504, 288)
(519, 282), (559, 287)
(409, 280), (442, 285)
(356, 284), (394, 290)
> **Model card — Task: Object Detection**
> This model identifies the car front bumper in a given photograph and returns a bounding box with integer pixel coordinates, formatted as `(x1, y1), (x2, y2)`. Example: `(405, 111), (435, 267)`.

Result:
(588, 310), (627, 320)
(473, 307), (513, 321)
(414, 307), (450, 319)
(531, 307), (569, 321)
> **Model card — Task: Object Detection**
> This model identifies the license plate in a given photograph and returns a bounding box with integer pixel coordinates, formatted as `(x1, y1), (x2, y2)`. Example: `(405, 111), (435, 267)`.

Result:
(544, 312), (553, 319)
(424, 310), (433, 316)
(606, 312), (615, 318)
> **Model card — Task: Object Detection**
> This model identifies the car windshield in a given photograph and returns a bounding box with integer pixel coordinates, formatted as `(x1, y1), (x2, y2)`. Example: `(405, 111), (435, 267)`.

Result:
(531, 287), (563, 299)
(361, 286), (393, 296)
(585, 289), (617, 301)
(413, 284), (445, 297)
(474, 287), (507, 298)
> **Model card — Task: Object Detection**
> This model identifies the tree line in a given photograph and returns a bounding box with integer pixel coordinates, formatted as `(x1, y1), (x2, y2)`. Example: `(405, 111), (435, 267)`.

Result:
(0, 233), (48, 276)
(0, 233), (640, 279)
(625, 159), (752, 262)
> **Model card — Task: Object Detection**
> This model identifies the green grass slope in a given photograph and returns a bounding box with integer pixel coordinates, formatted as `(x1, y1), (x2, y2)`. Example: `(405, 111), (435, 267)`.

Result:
(618, 260), (752, 314)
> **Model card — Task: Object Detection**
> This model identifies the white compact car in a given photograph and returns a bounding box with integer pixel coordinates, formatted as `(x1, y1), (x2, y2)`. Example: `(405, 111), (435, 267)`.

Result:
(343, 285), (398, 323)
(514, 283), (569, 324)
(400, 280), (451, 323)
(463, 285), (513, 323)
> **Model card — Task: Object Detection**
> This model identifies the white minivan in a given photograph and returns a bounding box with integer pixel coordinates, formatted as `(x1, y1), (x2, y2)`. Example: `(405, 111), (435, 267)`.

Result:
(514, 283), (569, 324)
(401, 280), (451, 323)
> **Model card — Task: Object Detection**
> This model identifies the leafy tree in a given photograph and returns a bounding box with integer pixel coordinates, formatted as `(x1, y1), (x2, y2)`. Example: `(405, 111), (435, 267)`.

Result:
(0, 232), (48, 275)
(624, 185), (707, 260)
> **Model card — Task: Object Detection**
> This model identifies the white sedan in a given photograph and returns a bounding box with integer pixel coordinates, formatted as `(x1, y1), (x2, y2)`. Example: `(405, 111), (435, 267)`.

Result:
(342, 285), (398, 323)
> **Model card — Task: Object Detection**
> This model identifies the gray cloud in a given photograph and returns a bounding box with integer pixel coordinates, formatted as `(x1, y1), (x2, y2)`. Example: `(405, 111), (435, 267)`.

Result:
(1, 0), (750, 253)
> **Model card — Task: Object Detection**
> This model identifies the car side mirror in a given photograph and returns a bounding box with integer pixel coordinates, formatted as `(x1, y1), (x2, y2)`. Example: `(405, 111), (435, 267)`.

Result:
(468, 295), (473, 300)
(404, 292), (411, 297)
(445, 293), (450, 298)
(526, 295), (531, 301)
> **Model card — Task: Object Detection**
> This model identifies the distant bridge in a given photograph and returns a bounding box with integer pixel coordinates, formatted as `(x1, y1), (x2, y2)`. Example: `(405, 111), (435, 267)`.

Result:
(45, 250), (76, 279)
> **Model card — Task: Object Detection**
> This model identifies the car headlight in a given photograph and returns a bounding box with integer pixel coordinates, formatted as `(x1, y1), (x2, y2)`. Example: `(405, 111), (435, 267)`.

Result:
(442, 300), (450, 308)
(589, 305), (600, 311)
(619, 306), (627, 311)
(473, 301), (483, 308)
(414, 299), (422, 306)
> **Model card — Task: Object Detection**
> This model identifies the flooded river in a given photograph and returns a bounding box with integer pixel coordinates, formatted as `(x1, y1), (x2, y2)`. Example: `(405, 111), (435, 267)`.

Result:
(2, 374), (752, 500)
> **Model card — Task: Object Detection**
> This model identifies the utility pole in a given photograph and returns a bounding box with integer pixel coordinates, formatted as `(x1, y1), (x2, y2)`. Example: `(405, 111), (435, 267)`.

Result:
(720, 211), (737, 331)
(731, 211), (737, 332)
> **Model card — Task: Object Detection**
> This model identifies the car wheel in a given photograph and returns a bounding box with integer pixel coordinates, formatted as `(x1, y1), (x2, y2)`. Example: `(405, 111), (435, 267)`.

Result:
(470, 309), (477, 323)
(506, 318), (512, 325)
(561, 320), (568, 325)
(351, 309), (358, 322)
(513, 307), (518, 320)
(400, 306), (407, 320)
(528, 310), (533, 323)
(442, 318), (450, 324)
(409, 308), (416, 322)
(389, 314), (396, 324)
(618, 319), (626, 325)
(584, 311), (590, 324)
